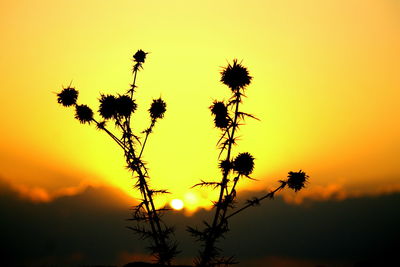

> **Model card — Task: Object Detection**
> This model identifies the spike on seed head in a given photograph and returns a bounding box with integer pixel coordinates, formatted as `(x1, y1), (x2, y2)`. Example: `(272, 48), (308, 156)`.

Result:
(233, 152), (255, 176)
(96, 121), (106, 130)
(57, 87), (78, 107)
(75, 105), (93, 124)
(220, 59), (252, 91)
(149, 98), (167, 119)
(133, 49), (147, 63)
(98, 94), (117, 119)
(287, 170), (308, 192)
(115, 95), (137, 117)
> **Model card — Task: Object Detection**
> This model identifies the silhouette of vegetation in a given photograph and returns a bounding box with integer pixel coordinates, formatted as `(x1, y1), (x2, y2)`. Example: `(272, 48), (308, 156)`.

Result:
(57, 50), (177, 265)
(57, 51), (308, 266)
(187, 59), (309, 266)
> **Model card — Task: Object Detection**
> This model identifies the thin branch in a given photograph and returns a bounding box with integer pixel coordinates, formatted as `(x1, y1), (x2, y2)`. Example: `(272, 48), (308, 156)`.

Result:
(225, 182), (287, 220)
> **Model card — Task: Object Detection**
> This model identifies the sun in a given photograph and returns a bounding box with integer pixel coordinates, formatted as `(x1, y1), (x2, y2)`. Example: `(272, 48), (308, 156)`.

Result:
(170, 199), (184, 210)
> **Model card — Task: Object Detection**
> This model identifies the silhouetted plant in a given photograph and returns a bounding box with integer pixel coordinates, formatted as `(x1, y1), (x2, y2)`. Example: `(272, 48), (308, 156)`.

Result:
(57, 52), (309, 267)
(56, 50), (178, 265)
(188, 59), (309, 266)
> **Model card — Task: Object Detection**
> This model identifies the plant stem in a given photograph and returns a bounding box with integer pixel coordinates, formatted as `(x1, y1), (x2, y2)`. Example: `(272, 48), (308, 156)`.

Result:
(124, 121), (171, 265)
(92, 119), (127, 152)
(139, 119), (156, 159)
(219, 175), (240, 223)
(199, 90), (241, 266)
(225, 183), (286, 220)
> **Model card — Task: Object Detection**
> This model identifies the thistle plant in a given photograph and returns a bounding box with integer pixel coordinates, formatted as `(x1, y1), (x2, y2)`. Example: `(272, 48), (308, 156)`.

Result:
(56, 50), (177, 265)
(188, 60), (309, 266)
(56, 51), (308, 267)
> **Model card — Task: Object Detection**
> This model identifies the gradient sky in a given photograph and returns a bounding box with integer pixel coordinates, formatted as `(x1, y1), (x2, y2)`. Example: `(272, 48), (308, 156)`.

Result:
(1, 1), (400, 266)
(1, 0), (400, 211)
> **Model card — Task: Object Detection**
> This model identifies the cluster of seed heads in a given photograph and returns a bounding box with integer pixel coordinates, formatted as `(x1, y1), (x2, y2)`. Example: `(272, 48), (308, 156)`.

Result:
(57, 51), (166, 126)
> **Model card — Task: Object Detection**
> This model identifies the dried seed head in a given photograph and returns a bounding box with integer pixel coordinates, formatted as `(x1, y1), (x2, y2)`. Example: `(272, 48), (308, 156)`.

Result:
(133, 49), (147, 63)
(99, 94), (117, 119)
(115, 95), (137, 117)
(219, 159), (232, 173)
(210, 101), (228, 117)
(287, 170), (308, 192)
(210, 101), (229, 128)
(220, 59), (252, 91)
(213, 115), (229, 129)
(75, 104), (93, 124)
(57, 87), (78, 107)
(149, 98), (167, 119)
(233, 152), (255, 176)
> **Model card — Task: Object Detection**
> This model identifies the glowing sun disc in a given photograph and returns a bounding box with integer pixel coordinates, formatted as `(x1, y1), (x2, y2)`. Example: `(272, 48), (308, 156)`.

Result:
(170, 199), (184, 210)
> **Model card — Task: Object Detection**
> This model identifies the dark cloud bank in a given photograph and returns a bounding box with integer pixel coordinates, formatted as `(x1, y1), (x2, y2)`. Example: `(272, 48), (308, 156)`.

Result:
(1, 178), (399, 267)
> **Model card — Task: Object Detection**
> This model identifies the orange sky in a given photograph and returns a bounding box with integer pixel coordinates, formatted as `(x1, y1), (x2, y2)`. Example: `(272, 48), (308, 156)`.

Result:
(0, 0), (399, 211)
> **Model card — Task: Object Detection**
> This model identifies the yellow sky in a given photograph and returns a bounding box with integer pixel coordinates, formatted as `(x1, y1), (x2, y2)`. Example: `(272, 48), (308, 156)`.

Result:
(0, 0), (399, 210)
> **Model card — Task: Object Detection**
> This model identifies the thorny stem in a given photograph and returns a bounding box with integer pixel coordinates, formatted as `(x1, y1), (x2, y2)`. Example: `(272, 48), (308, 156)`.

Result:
(219, 174), (240, 223)
(130, 66), (138, 99)
(92, 118), (127, 152)
(139, 119), (156, 159)
(125, 67), (171, 264)
(225, 183), (286, 220)
(200, 89), (242, 266)
(122, 116), (171, 265)
(92, 118), (163, 253)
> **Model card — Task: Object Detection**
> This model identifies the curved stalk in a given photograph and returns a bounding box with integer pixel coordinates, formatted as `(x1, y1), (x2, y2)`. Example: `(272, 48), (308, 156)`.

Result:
(225, 183), (286, 220)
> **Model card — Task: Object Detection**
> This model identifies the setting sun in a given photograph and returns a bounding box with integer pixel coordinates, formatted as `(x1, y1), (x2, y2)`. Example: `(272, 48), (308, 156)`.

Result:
(170, 199), (184, 210)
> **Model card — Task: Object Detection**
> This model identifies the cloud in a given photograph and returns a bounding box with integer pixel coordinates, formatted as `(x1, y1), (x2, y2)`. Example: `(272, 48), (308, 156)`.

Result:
(252, 180), (400, 205)
(9, 179), (103, 203)
(1, 177), (400, 266)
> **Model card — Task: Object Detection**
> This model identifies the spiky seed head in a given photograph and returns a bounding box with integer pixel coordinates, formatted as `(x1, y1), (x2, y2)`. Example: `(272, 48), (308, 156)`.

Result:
(210, 101), (228, 117)
(219, 159), (232, 173)
(57, 87), (78, 107)
(98, 94), (117, 119)
(115, 95), (137, 117)
(233, 152), (255, 176)
(287, 170), (308, 192)
(75, 104), (93, 124)
(149, 98), (167, 119)
(213, 114), (229, 129)
(133, 49), (147, 63)
(210, 101), (229, 128)
(220, 59), (252, 91)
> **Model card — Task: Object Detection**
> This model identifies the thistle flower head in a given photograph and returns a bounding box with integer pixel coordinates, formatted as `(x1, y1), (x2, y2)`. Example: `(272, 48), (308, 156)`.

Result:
(220, 59), (252, 91)
(210, 101), (229, 128)
(57, 87), (78, 107)
(149, 98), (167, 119)
(75, 104), (93, 124)
(287, 170), (309, 192)
(133, 49), (147, 63)
(98, 94), (117, 119)
(213, 115), (229, 129)
(210, 101), (228, 117)
(115, 95), (137, 117)
(233, 152), (255, 176)
(219, 159), (232, 174)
